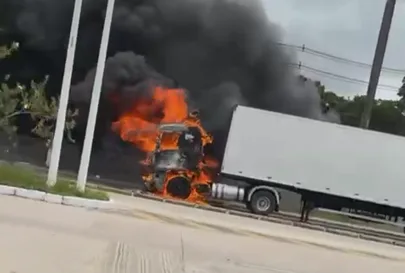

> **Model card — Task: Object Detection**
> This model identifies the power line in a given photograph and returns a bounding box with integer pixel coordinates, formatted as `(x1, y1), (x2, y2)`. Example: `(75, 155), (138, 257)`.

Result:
(277, 42), (405, 74)
(290, 63), (400, 92)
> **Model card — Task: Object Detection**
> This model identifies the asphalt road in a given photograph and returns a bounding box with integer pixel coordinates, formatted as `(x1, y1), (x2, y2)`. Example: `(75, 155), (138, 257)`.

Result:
(1, 194), (405, 273)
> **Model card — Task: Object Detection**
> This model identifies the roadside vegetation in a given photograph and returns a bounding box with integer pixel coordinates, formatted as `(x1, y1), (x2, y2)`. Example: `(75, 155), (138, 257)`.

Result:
(1, 43), (96, 198)
(0, 162), (109, 200)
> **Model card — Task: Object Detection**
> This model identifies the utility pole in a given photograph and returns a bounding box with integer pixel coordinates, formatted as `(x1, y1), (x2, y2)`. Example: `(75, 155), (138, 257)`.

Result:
(47, 0), (83, 186)
(76, 0), (116, 192)
(360, 0), (396, 129)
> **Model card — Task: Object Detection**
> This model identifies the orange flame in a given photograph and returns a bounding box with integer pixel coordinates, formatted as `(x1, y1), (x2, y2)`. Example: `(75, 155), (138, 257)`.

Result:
(111, 85), (218, 202)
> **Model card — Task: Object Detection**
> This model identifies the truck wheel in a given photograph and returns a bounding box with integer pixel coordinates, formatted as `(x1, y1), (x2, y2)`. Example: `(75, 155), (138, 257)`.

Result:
(249, 190), (277, 215)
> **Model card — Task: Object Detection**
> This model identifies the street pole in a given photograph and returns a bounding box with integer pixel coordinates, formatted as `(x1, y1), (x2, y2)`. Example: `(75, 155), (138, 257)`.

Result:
(47, 0), (83, 186)
(360, 0), (396, 129)
(76, 0), (116, 192)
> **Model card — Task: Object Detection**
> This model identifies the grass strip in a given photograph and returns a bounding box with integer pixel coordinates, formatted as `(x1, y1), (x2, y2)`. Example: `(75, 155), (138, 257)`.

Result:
(0, 163), (109, 201)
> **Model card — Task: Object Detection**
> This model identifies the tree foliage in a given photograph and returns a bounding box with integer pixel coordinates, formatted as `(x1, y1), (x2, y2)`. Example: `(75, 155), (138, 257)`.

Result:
(398, 76), (405, 102)
(0, 43), (78, 144)
(321, 85), (405, 136)
(0, 41), (18, 59)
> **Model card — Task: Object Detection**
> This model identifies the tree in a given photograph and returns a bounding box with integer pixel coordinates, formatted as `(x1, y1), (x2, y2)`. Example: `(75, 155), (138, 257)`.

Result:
(398, 76), (405, 101)
(0, 41), (18, 59)
(0, 43), (78, 165)
(313, 76), (405, 136)
(336, 95), (365, 127)
(369, 100), (405, 135)
(321, 92), (405, 136)
(0, 42), (23, 143)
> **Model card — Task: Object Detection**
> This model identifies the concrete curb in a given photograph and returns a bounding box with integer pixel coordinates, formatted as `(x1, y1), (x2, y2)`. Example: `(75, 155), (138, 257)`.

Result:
(0, 185), (113, 209)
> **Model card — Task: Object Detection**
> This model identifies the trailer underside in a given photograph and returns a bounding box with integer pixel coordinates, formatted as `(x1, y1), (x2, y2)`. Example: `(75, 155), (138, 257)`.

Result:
(221, 174), (405, 223)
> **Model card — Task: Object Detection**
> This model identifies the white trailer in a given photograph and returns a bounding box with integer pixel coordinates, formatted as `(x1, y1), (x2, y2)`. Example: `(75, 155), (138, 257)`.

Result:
(210, 105), (405, 216)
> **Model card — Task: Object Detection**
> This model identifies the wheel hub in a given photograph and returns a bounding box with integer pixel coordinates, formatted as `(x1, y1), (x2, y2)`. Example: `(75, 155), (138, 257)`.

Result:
(257, 196), (271, 211)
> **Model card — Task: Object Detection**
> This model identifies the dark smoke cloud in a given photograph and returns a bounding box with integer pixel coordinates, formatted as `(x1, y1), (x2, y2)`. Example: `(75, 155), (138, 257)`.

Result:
(1, 0), (340, 159)
(71, 52), (174, 107)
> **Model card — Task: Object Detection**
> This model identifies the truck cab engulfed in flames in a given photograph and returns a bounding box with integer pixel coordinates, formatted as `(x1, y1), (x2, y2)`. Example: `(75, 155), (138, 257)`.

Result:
(141, 113), (216, 201)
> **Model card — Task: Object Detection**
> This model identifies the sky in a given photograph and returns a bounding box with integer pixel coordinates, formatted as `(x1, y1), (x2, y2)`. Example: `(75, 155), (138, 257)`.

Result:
(263, 0), (405, 100)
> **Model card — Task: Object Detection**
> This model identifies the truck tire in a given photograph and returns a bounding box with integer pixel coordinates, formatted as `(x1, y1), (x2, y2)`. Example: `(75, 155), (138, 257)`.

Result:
(249, 190), (277, 215)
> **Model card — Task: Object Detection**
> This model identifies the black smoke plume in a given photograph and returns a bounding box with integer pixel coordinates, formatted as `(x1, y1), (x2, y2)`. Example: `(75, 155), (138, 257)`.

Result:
(0, 0), (339, 178)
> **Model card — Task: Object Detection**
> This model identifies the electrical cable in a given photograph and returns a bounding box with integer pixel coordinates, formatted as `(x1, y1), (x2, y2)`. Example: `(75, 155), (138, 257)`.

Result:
(277, 42), (405, 74)
(288, 62), (400, 92)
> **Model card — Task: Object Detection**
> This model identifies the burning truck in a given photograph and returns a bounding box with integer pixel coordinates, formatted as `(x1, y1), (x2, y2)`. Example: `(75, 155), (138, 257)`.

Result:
(140, 110), (217, 202)
(112, 84), (282, 215)
(112, 85), (219, 202)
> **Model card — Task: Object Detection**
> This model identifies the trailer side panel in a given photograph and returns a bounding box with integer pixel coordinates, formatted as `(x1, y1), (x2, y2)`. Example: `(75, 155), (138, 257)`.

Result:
(221, 105), (405, 209)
